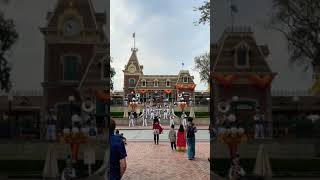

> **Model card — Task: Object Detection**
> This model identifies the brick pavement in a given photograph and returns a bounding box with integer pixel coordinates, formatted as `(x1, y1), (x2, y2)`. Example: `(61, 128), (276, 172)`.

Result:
(122, 142), (210, 180)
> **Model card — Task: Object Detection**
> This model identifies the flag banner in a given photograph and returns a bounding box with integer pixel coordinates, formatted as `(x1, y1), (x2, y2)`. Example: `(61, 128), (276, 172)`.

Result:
(133, 32), (135, 38)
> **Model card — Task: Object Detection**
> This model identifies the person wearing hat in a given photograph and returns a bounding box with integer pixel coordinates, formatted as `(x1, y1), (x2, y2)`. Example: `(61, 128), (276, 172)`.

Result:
(46, 108), (57, 142)
(186, 117), (197, 160)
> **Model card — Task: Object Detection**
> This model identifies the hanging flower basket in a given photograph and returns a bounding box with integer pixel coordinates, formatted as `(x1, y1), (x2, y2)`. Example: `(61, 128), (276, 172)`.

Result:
(213, 74), (238, 88)
(164, 89), (172, 94)
(140, 89), (147, 94)
(248, 74), (274, 89)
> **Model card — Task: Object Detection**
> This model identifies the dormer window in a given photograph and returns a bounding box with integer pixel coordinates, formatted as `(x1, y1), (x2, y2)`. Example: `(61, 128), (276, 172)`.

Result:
(183, 76), (188, 83)
(154, 79), (159, 87)
(166, 79), (171, 87)
(235, 43), (250, 68)
(141, 79), (147, 87)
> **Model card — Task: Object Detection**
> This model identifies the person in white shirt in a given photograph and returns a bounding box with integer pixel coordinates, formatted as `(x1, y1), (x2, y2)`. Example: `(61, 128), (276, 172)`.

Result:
(150, 109), (155, 120)
(169, 114), (175, 127)
(46, 108), (57, 141)
(163, 107), (169, 120)
(181, 112), (187, 129)
(142, 109), (148, 127)
(129, 112), (135, 127)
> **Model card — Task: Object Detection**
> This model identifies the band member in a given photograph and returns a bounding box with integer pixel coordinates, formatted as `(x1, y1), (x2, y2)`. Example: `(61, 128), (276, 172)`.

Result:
(169, 114), (175, 126)
(163, 107), (169, 120)
(46, 108), (57, 141)
(142, 109), (148, 127)
(146, 105), (150, 119)
(254, 109), (265, 139)
(129, 112), (135, 127)
(150, 108), (155, 120)
(181, 112), (187, 129)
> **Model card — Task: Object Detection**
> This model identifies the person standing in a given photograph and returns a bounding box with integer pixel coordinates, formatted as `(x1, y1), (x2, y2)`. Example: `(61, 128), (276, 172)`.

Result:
(150, 108), (155, 120)
(152, 118), (162, 145)
(109, 119), (127, 180)
(168, 124), (177, 151)
(46, 108), (57, 142)
(169, 114), (175, 127)
(181, 112), (187, 129)
(177, 124), (186, 152)
(142, 109), (148, 127)
(128, 112), (134, 127)
(186, 117), (197, 160)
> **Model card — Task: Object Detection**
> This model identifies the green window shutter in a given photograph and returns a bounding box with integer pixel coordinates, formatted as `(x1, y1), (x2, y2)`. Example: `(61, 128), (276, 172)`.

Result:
(64, 56), (79, 80)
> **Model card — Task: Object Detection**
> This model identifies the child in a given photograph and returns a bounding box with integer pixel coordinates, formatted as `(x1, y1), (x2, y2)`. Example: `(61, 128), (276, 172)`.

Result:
(168, 124), (176, 151)
(176, 124), (186, 152)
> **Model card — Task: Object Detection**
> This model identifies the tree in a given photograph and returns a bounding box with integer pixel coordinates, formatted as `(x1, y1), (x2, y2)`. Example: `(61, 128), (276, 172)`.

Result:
(194, 0), (210, 25)
(104, 56), (115, 90)
(0, 12), (18, 92)
(270, 0), (320, 76)
(194, 52), (210, 84)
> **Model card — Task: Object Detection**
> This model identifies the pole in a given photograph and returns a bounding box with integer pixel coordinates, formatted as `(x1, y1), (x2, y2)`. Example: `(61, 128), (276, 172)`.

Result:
(8, 101), (12, 138)
(88, 164), (91, 175)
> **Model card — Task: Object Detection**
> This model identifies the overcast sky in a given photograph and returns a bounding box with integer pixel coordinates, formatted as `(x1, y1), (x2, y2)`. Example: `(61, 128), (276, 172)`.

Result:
(212, 0), (313, 92)
(0, 0), (313, 93)
(0, 0), (106, 91)
(110, 0), (209, 91)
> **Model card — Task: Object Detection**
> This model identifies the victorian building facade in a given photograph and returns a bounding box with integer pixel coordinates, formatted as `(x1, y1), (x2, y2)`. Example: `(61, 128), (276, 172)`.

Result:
(123, 48), (196, 103)
(40, 0), (108, 129)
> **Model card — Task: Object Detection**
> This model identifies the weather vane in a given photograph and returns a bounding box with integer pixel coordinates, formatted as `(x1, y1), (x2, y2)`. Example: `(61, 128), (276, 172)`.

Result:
(131, 32), (138, 52)
(228, 0), (238, 29)
(181, 60), (185, 70)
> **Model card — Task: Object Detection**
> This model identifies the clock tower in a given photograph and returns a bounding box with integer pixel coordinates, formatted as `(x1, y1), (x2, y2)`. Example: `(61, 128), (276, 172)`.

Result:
(123, 47), (143, 99)
(40, 0), (108, 129)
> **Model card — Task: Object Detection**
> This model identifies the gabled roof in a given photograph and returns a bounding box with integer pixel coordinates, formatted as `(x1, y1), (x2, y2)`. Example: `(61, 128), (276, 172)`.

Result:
(46, 0), (98, 29)
(212, 26), (273, 74)
(123, 50), (143, 74)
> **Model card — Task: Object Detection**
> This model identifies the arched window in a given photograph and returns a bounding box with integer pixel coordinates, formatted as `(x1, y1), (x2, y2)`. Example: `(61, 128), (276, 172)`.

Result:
(141, 79), (147, 87)
(129, 78), (136, 88)
(183, 76), (188, 83)
(154, 79), (159, 87)
(166, 79), (171, 87)
(235, 43), (249, 67)
(63, 55), (80, 80)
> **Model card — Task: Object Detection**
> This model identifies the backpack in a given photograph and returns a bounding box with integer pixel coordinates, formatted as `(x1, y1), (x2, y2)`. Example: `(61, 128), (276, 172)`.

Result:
(187, 126), (195, 138)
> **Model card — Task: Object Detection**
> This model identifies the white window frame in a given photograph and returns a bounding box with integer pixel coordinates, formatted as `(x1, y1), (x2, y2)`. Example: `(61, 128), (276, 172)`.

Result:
(141, 79), (147, 87)
(129, 78), (136, 88)
(166, 79), (171, 87)
(154, 79), (159, 87)
(61, 54), (81, 81)
(234, 42), (250, 68)
(183, 76), (188, 83)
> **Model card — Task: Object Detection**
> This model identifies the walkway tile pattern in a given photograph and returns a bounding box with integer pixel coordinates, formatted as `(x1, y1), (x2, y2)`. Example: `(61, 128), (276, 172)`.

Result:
(122, 142), (210, 180)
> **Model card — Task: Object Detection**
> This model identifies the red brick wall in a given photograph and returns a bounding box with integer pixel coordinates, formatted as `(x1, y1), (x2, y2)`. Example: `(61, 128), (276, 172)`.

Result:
(123, 75), (140, 96)
(47, 44), (94, 81)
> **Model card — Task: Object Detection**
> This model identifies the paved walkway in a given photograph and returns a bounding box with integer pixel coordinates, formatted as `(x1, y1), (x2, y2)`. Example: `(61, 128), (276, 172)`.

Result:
(122, 142), (210, 180)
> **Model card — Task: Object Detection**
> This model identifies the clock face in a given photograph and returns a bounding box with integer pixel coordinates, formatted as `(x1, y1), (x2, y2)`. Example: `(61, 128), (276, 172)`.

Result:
(63, 18), (80, 37)
(128, 65), (136, 73)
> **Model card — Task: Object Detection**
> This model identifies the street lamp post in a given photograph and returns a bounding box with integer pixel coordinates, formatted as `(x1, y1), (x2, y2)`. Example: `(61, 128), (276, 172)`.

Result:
(68, 95), (75, 129)
(232, 96), (239, 119)
(292, 96), (300, 136)
(8, 94), (13, 138)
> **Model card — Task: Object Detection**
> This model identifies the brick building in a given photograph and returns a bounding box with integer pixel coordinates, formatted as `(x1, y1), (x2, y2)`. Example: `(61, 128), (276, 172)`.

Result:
(211, 26), (277, 137)
(40, 0), (108, 129)
(123, 48), (196, 103)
